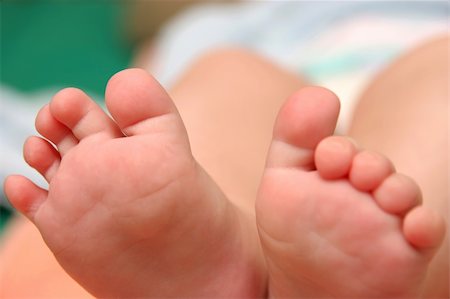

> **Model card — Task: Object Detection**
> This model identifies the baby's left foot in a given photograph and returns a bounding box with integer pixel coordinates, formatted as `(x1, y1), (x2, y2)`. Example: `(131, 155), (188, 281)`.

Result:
(256, 87), (446, 298)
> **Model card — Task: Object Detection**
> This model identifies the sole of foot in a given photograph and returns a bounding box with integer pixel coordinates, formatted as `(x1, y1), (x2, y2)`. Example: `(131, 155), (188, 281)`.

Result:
(4, 69), (265, 298)
(256, 87), (445, 298)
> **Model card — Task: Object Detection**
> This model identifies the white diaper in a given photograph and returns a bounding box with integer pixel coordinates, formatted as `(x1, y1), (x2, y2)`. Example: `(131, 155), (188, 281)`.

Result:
(148, 1), (448, 132)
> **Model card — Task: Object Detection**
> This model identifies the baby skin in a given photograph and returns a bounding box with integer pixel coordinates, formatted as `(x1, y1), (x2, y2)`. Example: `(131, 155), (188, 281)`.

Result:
(4, 69), (445, 298)
(4, 69), (266, 298)
(256, 88), (446, 298)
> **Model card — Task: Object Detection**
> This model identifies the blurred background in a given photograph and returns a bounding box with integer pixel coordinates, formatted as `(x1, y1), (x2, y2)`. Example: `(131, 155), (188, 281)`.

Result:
(0, 0), (447, 243)
(0, 1), (202, 95)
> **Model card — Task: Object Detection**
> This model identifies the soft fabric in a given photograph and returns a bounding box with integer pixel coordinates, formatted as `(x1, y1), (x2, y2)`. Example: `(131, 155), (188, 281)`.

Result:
(149, 1), (447, 131)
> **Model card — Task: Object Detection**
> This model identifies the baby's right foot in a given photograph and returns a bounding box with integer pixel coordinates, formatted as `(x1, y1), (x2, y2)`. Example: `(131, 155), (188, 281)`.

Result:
(256, 87), (446, 298)
(4, 69), (265, 298)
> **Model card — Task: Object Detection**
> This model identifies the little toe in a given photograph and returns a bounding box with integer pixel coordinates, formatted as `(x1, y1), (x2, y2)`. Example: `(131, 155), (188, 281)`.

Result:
(35, 104), (78, 155)
(315, 136), (357, 179)
(23, 136), (60, 182)
(374, 173), (422, 215)
(403, 206), (446, 253)
(49, 88), (122, 140)
(349, 150), (394, 192)
(105, 68), (183, 137)
(4, 175), (48, 220)
(266, 86), (340, 169)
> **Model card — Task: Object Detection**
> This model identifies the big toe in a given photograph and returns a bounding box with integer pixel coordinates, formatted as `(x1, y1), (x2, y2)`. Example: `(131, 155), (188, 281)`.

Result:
(105, 68), (184, 137)
(266, 86), (340, 169)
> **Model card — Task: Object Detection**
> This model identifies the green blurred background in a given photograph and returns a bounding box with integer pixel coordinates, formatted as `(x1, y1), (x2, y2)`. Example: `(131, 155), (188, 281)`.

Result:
(1, 0), (133, 96)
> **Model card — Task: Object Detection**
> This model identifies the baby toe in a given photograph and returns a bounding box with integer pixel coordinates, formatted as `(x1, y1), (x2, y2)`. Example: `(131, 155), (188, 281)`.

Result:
(49, 88), (121, 140)
(403, 206), (446, 253)
(4, 175), (48, 220)
(349, 150), (394, 192)
(35, 104), (78, 155)
(266, 86), (340, 169)
(105, 68), (181, 137)
(23, 136), (61, 182)
(315, 136), (357, 179)
(374, 173), (422, 215)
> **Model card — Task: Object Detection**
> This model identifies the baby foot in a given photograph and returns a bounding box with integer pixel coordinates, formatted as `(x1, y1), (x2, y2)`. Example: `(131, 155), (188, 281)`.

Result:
(256, 87), (445, 298)
(4, 69), (265, 298)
